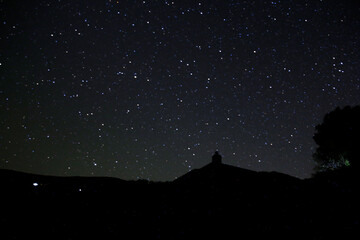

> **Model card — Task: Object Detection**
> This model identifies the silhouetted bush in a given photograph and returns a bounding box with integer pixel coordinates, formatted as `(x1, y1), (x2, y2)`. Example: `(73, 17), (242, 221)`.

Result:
(313, 105), (360, 173)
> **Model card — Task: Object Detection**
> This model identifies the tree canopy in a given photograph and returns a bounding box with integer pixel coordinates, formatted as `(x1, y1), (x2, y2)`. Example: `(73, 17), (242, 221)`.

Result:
(313, 106), (360, 172)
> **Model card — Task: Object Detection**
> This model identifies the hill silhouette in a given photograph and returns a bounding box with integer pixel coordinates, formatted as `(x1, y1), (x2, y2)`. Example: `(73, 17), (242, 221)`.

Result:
(175, 160), (299, 186)
(1, 156), (359, 239)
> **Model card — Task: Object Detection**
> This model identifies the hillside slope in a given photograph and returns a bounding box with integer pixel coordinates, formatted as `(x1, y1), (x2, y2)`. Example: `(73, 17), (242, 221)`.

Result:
(1, 165), (359, 239)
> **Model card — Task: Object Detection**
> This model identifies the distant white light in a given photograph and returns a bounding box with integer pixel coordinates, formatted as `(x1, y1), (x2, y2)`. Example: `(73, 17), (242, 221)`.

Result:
(33, 182), (39, 187)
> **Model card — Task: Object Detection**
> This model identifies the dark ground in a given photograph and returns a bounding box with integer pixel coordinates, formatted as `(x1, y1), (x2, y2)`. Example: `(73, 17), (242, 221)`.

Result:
(1, 162), (359, 239)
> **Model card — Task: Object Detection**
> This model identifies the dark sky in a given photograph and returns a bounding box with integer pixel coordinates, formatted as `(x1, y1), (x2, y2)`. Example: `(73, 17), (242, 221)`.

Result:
(1, 0), (360, 181)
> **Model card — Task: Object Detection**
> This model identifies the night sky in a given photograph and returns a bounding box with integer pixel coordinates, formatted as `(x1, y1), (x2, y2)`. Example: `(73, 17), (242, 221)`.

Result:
(1, 0), (360, 181)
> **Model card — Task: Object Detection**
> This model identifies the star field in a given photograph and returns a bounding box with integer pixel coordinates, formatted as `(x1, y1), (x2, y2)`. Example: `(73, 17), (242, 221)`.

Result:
(1, 0), (360, 181)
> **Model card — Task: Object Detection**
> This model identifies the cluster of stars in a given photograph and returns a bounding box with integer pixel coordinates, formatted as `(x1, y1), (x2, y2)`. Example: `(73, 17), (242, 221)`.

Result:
(1, 0), (360, 181)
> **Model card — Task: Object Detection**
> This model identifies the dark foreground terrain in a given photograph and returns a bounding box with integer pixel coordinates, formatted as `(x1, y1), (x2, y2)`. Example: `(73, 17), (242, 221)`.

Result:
(1, 162), (359, 239)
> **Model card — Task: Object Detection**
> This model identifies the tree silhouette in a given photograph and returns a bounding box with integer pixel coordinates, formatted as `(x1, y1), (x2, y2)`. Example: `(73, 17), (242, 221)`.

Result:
(313, 106), (360, 172)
